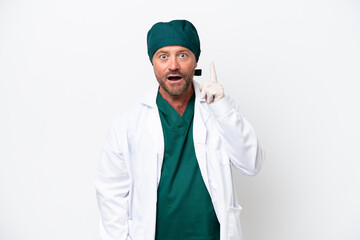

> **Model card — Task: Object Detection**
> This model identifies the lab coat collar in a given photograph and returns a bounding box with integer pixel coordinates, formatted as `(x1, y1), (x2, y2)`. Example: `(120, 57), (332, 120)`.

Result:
(140, 84), (159, 108)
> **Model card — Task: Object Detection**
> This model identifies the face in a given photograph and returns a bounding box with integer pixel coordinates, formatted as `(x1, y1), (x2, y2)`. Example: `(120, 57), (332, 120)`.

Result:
(152, 46), (197, 97)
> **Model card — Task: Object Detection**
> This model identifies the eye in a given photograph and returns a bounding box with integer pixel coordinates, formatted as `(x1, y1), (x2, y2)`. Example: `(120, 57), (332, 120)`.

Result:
(179, 53), (187, 58)
(160, 54), (167, 60)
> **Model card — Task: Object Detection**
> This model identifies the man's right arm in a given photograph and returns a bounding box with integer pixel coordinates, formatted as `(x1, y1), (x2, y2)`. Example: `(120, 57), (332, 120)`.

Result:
(95, 120), (130, 240)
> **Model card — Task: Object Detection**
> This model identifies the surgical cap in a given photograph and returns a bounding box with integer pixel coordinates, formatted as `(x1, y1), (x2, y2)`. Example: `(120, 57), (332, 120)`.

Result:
(147, 19), (201, 63)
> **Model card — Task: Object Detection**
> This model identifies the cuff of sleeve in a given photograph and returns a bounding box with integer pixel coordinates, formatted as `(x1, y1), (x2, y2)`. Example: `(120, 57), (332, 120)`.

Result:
(208, 96), (233, 118)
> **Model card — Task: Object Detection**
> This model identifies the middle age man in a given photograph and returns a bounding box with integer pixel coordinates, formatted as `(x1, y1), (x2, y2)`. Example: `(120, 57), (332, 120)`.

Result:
(95, 19), (264, 240)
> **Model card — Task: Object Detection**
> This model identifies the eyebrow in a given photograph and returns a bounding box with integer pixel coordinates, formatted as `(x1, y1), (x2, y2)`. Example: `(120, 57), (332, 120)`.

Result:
(156, 51), (168, 55)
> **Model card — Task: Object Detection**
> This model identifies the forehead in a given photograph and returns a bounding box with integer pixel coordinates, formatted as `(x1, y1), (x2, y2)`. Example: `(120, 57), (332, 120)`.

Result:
(154, 45), (193, 54)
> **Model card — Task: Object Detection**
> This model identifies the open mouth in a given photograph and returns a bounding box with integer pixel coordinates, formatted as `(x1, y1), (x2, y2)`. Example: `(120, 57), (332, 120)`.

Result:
(167, 76), (182, 81)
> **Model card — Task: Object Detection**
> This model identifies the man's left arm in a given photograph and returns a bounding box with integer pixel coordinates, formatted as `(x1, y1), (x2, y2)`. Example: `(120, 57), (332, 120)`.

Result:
(200, 61), (265, 175)
(209, 96), (264, 175)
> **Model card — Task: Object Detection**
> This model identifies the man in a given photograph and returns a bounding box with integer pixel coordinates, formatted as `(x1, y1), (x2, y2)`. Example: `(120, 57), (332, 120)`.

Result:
(95, 19), (264, 240)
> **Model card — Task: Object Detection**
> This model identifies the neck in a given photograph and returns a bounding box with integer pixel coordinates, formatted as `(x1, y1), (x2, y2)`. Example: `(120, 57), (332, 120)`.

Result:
(159, 85), (194, 116)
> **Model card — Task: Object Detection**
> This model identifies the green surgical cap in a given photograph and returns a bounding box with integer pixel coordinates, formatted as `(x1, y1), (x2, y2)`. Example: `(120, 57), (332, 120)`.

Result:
(147, 19), (201, 63)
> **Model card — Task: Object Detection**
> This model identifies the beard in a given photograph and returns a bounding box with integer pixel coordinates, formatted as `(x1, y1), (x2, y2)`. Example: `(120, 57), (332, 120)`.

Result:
(155, 69), (194, 96)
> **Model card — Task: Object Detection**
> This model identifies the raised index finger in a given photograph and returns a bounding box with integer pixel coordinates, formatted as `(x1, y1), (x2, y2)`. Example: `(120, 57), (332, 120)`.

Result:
(210, 61), (218, 83)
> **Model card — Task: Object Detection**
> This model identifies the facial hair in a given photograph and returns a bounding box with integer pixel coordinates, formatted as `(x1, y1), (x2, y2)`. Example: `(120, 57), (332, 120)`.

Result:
(155, 69), (194, 96)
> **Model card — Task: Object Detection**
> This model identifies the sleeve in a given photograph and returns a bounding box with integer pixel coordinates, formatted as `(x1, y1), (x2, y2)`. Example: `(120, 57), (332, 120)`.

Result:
(95, 119), (131, 240)
(208, 95), (265, 175)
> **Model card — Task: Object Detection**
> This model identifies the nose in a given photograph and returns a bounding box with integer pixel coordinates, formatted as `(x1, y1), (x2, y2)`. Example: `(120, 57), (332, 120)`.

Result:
(168, 57), (180, 71)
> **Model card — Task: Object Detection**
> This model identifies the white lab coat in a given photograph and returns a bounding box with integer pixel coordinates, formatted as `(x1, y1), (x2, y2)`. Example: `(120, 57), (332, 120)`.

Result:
(95, 81), (264, 240)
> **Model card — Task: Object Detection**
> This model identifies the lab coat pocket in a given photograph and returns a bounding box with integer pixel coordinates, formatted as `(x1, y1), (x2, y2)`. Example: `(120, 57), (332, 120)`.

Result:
(128, 219), (144, 240)
(228, 204), (243, 240)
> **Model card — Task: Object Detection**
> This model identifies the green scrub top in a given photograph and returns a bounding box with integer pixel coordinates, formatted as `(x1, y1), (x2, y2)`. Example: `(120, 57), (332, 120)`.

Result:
(155, 91), (220, 240)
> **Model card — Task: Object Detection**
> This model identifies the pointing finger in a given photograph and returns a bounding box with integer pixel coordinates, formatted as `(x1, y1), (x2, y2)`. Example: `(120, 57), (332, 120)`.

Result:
(210, 61), (218, 83)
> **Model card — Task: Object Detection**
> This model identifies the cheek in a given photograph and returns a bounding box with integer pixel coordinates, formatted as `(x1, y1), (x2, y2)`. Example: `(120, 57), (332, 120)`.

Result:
(185, 62), (196, 73)
(185, 58), (196, 69)
(153, 64), (164, 75)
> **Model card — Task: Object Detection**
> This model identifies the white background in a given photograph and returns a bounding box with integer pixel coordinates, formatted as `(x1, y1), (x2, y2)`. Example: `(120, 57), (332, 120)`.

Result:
(1, 0), (359, 239)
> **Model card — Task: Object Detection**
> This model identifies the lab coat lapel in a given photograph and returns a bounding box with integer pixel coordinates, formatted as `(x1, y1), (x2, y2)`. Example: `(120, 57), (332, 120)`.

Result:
(140, 85), (165, 185)
(193, 81), (211, 192)
(139, 86), (165, 239)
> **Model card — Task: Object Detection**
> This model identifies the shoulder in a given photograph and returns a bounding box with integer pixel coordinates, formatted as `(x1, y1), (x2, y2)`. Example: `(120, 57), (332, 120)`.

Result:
(111, 86), (158, 129)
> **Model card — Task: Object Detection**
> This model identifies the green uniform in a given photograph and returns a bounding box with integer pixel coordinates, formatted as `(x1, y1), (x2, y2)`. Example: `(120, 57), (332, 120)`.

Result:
(155, 92), (220, 240)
